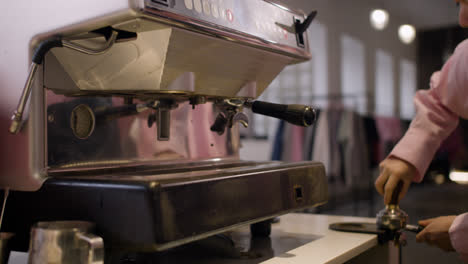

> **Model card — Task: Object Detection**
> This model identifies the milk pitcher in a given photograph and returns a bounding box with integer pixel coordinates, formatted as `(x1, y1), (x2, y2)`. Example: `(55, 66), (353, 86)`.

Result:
(28, 221), (104, 264)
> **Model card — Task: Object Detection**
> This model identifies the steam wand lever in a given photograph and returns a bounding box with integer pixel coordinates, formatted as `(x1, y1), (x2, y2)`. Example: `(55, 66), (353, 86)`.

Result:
(295, 11), (318, 35)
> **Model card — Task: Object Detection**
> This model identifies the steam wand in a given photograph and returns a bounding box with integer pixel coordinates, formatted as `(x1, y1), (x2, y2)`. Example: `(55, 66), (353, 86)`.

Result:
(9, 28), (137, 134)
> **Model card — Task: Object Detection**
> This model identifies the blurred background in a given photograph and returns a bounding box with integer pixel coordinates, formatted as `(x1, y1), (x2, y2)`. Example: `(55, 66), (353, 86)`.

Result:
(239, 1), (468, 263)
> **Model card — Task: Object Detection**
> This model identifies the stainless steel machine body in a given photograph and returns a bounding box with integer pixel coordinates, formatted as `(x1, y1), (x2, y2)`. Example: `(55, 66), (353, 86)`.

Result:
(1, 0), (311, 191)
(1, 0), (327, 255)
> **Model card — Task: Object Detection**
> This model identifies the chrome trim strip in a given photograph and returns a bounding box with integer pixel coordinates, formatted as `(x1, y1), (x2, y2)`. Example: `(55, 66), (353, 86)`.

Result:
(48, 157), (245, 173)
(9, 63), (39, 134)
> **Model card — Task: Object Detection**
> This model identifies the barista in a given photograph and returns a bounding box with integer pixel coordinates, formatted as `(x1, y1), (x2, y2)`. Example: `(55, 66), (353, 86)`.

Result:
(374, 0), (468, 261)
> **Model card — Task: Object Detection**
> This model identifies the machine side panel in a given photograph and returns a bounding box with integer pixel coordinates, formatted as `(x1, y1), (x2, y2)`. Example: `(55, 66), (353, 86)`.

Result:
(3, 180), (158, 252)
(0, 1), (139, 191)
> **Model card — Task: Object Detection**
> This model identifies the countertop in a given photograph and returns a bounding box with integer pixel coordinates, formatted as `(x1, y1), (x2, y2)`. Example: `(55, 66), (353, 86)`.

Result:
(261, 213), (380, 264)
(8, 214), (383, 264)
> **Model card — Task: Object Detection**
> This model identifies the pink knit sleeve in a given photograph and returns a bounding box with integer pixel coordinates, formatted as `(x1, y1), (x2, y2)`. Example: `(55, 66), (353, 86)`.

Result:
(389, 40), (468, 182)
(449, 213), (468, 262)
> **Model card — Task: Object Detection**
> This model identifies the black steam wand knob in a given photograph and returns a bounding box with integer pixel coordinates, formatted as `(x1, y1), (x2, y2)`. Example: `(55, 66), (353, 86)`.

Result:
(295, 11), (318, 35)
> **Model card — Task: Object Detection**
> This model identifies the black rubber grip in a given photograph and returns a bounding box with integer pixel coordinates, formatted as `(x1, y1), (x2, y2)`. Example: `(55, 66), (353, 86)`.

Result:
(251, 101), (316, 127)
(32, 37), (63, 64)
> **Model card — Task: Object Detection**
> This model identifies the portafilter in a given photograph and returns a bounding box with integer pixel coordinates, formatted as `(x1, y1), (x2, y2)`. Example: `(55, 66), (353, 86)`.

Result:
(376, 181), (423, 235)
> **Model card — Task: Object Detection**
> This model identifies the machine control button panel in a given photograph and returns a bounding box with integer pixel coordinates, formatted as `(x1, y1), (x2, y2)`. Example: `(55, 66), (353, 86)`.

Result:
(145, 0), (308, 49)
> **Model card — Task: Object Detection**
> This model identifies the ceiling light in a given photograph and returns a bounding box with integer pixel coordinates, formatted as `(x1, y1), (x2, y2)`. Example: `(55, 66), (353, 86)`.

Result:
(449, 170), (468, 184)
(398, 24), (416, 44)
(370, 9), (389, 30)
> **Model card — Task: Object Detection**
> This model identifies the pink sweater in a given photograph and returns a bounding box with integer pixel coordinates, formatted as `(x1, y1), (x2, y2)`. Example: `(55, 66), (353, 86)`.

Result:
(390, 39), (468, 261)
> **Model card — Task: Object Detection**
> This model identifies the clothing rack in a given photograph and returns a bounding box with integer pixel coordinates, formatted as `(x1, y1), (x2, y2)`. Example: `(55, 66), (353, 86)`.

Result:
(281, 93), (361, 100)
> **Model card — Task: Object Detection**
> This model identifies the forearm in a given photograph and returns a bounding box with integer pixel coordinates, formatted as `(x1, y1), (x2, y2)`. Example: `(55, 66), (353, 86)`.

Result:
(449, 213), (468, 262)
(390, 89), (459, 182)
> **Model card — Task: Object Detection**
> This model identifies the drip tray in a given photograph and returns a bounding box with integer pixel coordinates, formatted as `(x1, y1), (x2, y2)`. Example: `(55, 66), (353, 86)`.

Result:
(119, 224), (322, 263)
(4, 161), (327, 252)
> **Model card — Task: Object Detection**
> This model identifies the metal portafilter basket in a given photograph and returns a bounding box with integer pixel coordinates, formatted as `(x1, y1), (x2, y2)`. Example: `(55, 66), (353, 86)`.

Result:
(376, 181), (423, 238)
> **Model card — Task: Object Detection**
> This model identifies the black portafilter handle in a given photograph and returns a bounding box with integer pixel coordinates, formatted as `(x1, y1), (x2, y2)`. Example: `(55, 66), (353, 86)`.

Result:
(249, 101), (316, 127)
(390, 180), (404, 206)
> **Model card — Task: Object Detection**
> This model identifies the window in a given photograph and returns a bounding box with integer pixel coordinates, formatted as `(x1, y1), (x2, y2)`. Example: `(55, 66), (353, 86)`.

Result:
(399, 59), (416, 120)
(375, 49), (394, 116)
(341, 34), (366, 114)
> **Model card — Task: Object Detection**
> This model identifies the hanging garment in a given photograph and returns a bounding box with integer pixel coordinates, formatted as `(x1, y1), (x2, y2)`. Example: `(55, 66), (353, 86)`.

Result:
(312, 109), (342, 180)
(312, 109), (331, 177)
(363, 116), (380, 168)
(337, 111), (369, 188)
(375, 116), (403, 161)
(289, 125), (306, 162)
(280, 123), (294, 161)
(271, 120), (285, 161)
(328, 109), (343, 180)
(303, 109), (321, 160)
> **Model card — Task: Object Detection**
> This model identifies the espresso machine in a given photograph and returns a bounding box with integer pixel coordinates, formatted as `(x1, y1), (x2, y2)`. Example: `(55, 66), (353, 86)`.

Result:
(0, 0), (327, 261)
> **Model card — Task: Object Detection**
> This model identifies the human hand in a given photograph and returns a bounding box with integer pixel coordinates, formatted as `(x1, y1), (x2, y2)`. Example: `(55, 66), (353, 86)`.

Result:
(416, 216), (457, 252)
(374, 157), (416, 205)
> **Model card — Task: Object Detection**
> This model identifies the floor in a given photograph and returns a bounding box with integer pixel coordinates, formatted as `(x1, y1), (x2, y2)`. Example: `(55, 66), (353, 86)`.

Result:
(316, 181), (468, 264)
